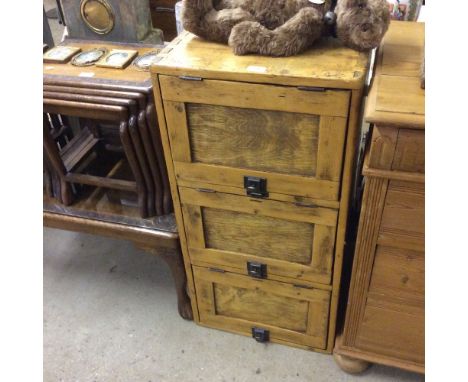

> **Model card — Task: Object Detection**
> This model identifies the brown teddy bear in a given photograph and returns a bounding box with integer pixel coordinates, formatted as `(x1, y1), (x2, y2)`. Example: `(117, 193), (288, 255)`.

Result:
(182, 0), (390, 56)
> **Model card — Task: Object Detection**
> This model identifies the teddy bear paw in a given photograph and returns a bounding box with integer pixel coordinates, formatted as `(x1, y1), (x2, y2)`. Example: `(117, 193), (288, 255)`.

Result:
(228, 21), (264, 55)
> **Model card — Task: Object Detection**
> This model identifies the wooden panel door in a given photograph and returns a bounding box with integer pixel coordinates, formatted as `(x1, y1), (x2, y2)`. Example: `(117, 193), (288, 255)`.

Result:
(193, 266), (331, 349)
(160, 76), (350, 201)
(180, 187), (338, 285)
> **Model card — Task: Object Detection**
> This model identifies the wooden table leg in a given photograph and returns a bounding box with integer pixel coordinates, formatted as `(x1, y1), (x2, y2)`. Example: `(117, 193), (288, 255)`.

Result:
(160, 245), (193, 320)
(139, 243), (193, 321)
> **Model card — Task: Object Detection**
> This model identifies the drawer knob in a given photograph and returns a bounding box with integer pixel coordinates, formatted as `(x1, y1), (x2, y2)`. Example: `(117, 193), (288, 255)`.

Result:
(252, 327), (270, 343)
(243, 176), (268, 198)
(247, 261), (267, 279)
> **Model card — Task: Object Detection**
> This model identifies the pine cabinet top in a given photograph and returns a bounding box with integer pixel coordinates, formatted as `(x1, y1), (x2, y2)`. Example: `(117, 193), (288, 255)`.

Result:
(151, 31), (370, 90)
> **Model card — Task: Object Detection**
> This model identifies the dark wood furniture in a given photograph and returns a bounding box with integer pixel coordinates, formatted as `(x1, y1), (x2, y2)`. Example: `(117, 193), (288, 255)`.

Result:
(44, 189), (192, 320)
(60, 0), (163, 44)
(43, 40), (171, 218)
(151, 32), (370, 352)
(43, 40), (191, 320)
(150, 0), (178, 41)
(333, 21), (425, 374)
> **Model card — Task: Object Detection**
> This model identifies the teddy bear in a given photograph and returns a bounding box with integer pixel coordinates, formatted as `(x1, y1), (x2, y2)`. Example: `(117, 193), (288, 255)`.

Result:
(182, 0), (390, 56)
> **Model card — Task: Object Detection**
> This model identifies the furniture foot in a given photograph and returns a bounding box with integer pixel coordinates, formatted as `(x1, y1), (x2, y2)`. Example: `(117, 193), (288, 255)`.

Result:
(159, 247), (193, 320)
(333, 353), (371, 374)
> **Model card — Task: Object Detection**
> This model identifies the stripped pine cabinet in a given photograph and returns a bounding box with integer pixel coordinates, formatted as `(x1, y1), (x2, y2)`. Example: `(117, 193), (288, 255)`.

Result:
(151, 31), (370, 352)
(333, 21), (425, 373)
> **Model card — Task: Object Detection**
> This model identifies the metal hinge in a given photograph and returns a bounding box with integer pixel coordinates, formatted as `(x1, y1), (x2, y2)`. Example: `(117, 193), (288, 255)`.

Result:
(209, 267), (225, 273)
(293, 284), (313, 289)
(196, 188), (216, 193)
(179, 75), (203, 81)
(297, 86), (326, 92)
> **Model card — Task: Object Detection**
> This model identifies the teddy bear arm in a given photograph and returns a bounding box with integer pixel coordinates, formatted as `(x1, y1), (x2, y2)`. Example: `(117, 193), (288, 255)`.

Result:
(229, 7), (324, 57)
(183, 0), (255, 43)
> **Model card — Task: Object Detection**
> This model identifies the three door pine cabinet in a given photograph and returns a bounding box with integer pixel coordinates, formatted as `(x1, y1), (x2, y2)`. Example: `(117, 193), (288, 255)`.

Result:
(334, 21), (425, 372)
(151, 31), (370, 353)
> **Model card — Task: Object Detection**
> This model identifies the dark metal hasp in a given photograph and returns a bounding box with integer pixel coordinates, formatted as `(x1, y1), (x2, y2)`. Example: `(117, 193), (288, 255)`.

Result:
(252, 327), (270, 343)
(244, 176), (268, 198)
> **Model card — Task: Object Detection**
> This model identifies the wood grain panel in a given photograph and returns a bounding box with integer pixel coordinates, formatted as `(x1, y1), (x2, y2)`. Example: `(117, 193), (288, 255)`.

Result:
(159, 75), (350, 117)
(193, 266), (330, 349)
(214, 283), (309, 332)
(175, 162), (340, 201)
(179, 187), (338, 226)
(311, 225), (336, 277)
(176, 178), (340, 209)
(369, 245), (424, 304)
(202, 208), (314, 264)
(378, 180), (424, 251)
(44, 41), (156, 85)
(151, 32), (370, 90)
(316, 116), (348, 181)
(355, 304), (424, 364)
(180, 189), (337, 284)
(163, 101), (191, 162)
(187, 103), (319, 177)
(182, 204), (205, 248)
(368, 126), (398, 170)
(392, 129), (425, 173)
(375, 76), (424, 116)
(342, 177), (388, 346)
(192, 257), (333, 290)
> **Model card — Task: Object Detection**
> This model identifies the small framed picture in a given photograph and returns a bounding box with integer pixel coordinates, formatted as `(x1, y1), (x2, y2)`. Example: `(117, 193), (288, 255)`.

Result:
(132, 50), (163, 71)
(71, 48), (108, 67)
(95, 49), (138, 69)
(43, 46), (81, 63)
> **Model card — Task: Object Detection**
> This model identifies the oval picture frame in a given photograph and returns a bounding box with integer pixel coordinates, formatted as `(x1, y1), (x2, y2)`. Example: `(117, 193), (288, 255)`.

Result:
(132, 50), (163, 71)
(71, 48), (108, 67)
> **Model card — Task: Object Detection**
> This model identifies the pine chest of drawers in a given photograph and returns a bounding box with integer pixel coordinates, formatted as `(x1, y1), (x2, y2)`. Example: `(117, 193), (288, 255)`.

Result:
(334, 21), (425, 372)
(151, 32), (370, 353)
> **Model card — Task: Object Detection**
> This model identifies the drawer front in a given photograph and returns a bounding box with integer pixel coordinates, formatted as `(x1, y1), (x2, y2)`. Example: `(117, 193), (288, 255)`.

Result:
(355, 181), (424, 364)
(193, 266), (330, 349)
(355, 302), (424, 364)
(369, 245), (424, 302)
(362, 237), (424, 363)
(160, 75), (350, 200)
(180, 187), (338, 284)
(377, 180), (425, 251)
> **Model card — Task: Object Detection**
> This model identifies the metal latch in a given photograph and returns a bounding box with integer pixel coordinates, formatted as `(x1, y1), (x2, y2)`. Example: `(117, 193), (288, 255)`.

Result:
(247, 262), (267, 279)
(252, 327), (270, 343)
(244, 176), (268, 198)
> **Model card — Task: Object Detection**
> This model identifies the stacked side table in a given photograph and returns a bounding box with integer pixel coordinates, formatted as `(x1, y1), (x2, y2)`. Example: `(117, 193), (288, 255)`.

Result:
(43, 40), (192, 320)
